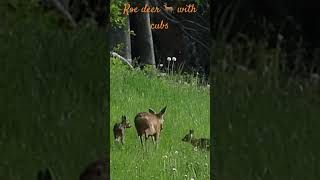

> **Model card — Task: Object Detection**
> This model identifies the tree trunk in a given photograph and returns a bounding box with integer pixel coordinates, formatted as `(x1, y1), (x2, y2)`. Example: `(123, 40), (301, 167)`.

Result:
(124, 18), (132, 61)
(130, 0), (156, 66)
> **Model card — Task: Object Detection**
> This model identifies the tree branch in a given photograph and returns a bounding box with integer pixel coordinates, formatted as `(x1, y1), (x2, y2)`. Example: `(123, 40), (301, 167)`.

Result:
(149, 0), (210, 51)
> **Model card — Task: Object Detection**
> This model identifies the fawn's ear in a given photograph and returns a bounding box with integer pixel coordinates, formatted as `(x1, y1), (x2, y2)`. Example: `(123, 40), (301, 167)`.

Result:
(121, 115), (127, 120)
(149, 108), (156, 114)
(159, 106), (167, 116)
(190, 129), (194, 134)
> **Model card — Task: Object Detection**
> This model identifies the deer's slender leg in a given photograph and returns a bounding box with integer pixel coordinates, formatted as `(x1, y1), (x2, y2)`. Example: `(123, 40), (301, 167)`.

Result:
(121, 136), (125, 145)
(154, 133), (160, 149)
(139, 136), (143, 146)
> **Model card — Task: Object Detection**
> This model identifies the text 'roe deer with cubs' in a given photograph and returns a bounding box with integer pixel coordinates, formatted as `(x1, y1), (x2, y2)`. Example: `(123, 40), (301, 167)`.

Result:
(134, 106), (167, 148)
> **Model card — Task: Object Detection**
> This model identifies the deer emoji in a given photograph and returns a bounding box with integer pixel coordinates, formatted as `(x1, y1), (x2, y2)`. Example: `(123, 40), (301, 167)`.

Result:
(113, 115), (131, 145)
(163, 3), (174, 14)
(134, 106), (167, 149)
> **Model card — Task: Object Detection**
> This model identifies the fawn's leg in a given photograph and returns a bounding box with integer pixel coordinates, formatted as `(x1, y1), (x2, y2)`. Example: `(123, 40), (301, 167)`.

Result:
(139, 136), (143, 147)
(144, 133), (149, 152)
(121, 136), (125, 145)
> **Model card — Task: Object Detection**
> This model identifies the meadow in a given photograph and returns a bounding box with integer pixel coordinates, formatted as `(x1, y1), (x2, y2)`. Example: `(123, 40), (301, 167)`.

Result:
(0, 6), (108, 179)
(213, 38), (320, 179)
(110, 59), (210, 180)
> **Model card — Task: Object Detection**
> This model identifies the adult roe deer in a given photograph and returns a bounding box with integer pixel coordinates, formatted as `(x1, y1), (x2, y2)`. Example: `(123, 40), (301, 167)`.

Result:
(182, 129), (210, 150)
(113, 115), (131, 145)
(134, 106), (167, 148)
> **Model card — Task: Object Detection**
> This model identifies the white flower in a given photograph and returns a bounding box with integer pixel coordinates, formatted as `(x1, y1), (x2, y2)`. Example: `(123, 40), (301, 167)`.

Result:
(190, 177), (195, 180)
(159, 64), (163, 67)
(162, 155), (168, 159)
(172, 57), (177, 61)
(184, 175), (188, 177)
(172, 168), (177, 172)
(167, 57), (172, 61)
(175, 150), (179, 154)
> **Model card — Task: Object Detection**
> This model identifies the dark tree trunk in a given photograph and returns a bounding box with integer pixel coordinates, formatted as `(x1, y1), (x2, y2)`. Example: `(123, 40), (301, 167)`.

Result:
(124, 18), (132, 61)
(129, 0), (156, 66)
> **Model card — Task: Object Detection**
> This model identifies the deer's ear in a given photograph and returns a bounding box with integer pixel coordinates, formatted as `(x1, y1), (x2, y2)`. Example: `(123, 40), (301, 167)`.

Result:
(190, 129), (194, 134)
(159, 106), (167, 115)
(149, 108), (156, 114)
(122, 115), (127, 120)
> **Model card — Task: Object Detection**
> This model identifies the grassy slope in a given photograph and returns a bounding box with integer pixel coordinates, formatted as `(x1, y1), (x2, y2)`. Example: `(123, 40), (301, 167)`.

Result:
(110, 61), (210, 179)
(0, 5), (108, 179)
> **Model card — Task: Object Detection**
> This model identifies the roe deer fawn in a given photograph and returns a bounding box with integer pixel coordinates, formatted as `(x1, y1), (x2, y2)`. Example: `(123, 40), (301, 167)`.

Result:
(134, 106), (167, 148)
(113, 115), (131, 145)
(36, 158), (109, 180)
(182, 129), (210, 150)
(163, 3), (174, 14)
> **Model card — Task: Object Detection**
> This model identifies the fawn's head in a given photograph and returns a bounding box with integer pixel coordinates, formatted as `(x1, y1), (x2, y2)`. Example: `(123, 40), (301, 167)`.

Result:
(149, 106), (167, 130)
(120, 115), (131, 128)
(182, 129), (195, 142)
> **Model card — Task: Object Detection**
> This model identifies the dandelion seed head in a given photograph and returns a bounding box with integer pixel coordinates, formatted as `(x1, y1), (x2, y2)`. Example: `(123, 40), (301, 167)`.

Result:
(159, 64), (163, 67)
(172, 57), (177, 61)
(167, 57), (172, 61)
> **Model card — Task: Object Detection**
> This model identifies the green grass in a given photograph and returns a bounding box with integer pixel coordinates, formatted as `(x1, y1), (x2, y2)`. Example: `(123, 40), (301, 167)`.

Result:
(0, 7), (108, 179)
(213, 70), (320, 179)
(110, 60), (210, 180)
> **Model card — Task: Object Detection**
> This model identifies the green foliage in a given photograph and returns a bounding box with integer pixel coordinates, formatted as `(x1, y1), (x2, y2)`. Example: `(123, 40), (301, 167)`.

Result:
(214, 70), (320, 179)
(110, 0), (127, 28)
(110, 58), (210, 179)
(213, 34), (320, 179)
(0, 4), (107, 179)
(143, 64), (158, 78)
(112, 43), (125, 54)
